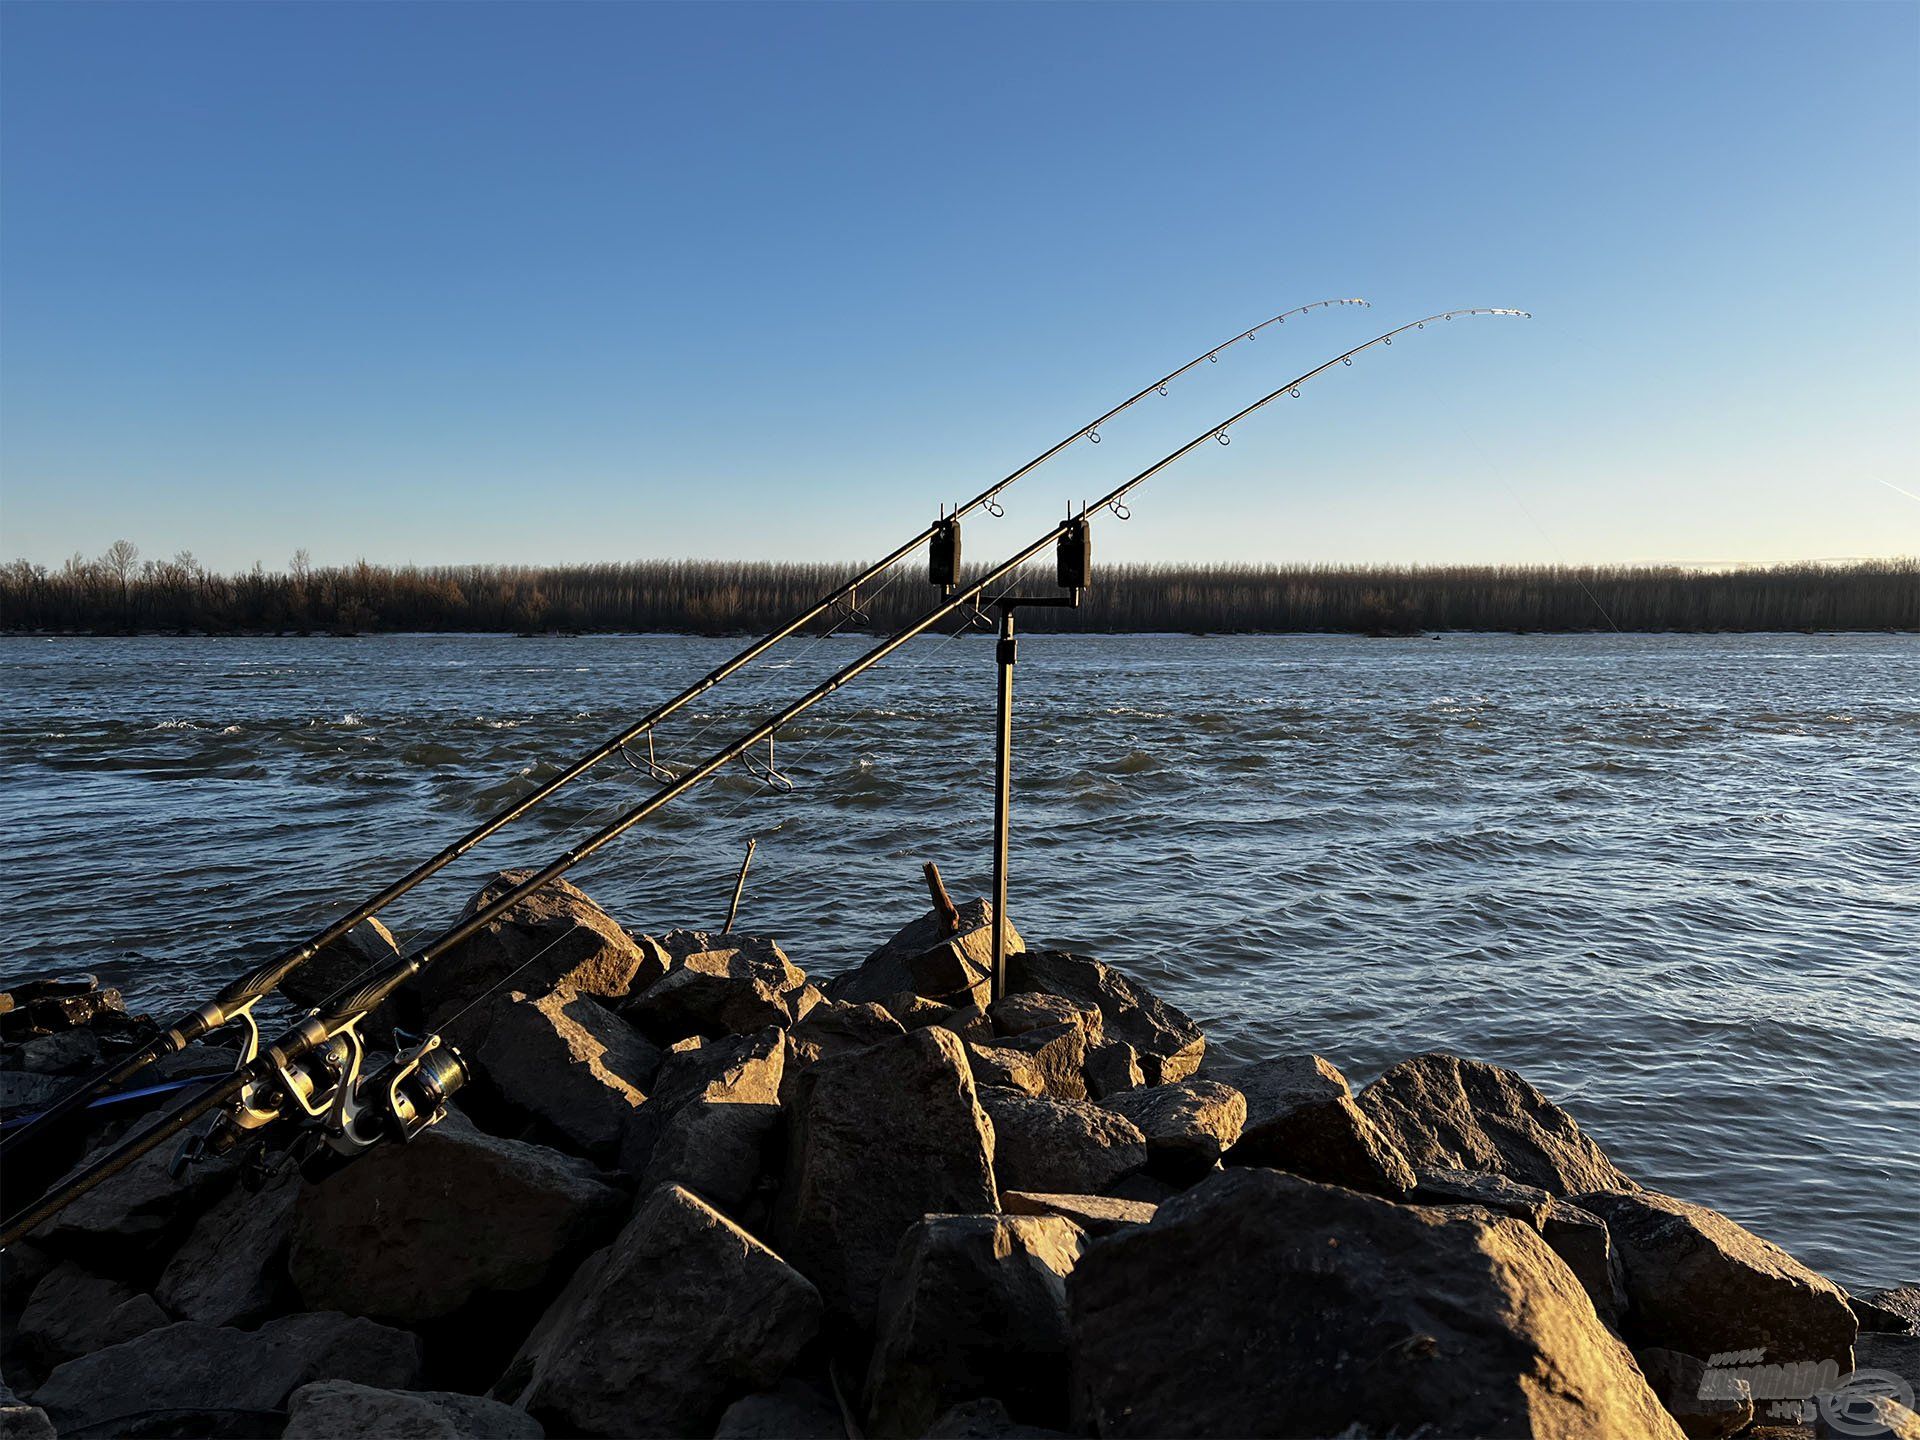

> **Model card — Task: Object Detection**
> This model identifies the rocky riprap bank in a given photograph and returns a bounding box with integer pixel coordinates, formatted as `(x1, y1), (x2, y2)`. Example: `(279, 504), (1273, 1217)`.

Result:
(2, 874), (1916, 1440)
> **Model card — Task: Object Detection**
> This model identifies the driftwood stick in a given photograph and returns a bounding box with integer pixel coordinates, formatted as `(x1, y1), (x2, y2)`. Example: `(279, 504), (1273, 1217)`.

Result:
(922, 861), (961, 936)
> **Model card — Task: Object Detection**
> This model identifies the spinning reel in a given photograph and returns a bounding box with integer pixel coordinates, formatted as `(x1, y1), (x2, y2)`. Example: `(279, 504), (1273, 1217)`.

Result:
(175, 1019), (469, 1186)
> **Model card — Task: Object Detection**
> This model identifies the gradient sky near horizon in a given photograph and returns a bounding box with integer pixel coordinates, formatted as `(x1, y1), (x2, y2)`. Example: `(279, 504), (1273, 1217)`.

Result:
(2, 1), (1916, 573)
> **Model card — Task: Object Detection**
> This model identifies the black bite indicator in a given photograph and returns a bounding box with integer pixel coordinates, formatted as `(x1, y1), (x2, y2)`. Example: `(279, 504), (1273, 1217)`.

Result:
(930, 517), (962, 590)
(1057, 517), (1092, 591)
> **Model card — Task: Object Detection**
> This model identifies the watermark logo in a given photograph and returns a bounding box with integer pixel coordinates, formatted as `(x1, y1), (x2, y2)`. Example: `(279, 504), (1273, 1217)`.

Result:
(1700, 1348), (1914, 1436)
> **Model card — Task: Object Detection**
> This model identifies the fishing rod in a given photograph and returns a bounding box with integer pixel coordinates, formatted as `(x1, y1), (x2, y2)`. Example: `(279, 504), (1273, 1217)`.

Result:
(0, 298), (1368, 1166)
(0, 306), (1529, 1248)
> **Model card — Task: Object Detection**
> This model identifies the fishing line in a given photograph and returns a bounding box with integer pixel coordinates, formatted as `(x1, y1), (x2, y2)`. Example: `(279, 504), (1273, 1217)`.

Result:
(7, 306), (1541, 1243)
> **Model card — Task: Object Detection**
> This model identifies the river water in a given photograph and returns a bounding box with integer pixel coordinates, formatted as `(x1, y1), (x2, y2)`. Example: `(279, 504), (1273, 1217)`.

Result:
(2, 631), (1914, 1288)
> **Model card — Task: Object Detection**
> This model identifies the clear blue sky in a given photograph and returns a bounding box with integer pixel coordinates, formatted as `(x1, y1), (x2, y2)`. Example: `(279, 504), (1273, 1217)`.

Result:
(2, 1), (1915, 572)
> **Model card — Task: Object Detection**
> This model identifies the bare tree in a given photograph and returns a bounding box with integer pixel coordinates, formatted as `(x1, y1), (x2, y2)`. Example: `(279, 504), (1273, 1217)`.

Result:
(101, 539), (139, 623)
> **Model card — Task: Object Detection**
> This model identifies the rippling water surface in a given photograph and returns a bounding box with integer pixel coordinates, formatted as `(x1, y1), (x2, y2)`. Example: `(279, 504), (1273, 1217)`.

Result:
(2, 632), (1915, 1287)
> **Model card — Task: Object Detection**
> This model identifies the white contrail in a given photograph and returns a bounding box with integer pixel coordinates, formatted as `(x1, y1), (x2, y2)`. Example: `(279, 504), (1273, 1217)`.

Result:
(1875, 478), (1920, 504)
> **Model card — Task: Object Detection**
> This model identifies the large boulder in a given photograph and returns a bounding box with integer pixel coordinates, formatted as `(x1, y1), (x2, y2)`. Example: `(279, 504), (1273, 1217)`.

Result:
(154, 1170), (301, 1326)
(408, 871), (666, 1037)
(288, 1111), (626, 1323)
(784, 1000), (905, 1078)
(1575, 1188), (1857, 1368)
(1068, 1168), (1685, 1439)
(1411, 1166), (1627, 1322)
(34, 1106), (238, 1278)
(622, 1036), (787, 1182)
(1634, 1347), (1755, 1440)
(29, 1312), (423, 1434)
(990, 992), (1103, 1047)
(965, 1041), (1049, 1098)
(16, 1262), (168, 1369)
(1220, 1053), (1416, 1198)
(978, 1090), (1146, 1196)
(1005, 952), (1203, 1084)
(865, 1214), (1084, 1439)
(776, 1027), (998, 1327)
(1358, 1051), (1635, 1196)
(284, 1380), (541, 1439)
(828, 900), (1019, 1011)
(509, 1184), (822, 1438)
(1101, 1080), (1245, 1182)
(631, 1028), (787, 1211)
(468, 986), (660, 1163)
(279, 916), (403, 1029)
(623, 930), (814, 1042)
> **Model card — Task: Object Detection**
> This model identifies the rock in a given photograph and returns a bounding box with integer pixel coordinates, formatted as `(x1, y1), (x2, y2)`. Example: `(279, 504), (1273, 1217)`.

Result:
(714, 1379), (844, 1439)
(0, 1239), (56, 1314)
(1411, 1162), (1554, 1222)
(17, 1262), (168, 1368)
(884, 991), (959, 1030)
(469, 986), (659, 1162)
(1817, 1395), (1920, 1440)
(1220, 1053), (1417, 1198)
(1359, 1051), (1635, 1196)
(1576, 1188), (1857, 1368)
(1082, 1041), (1144, 1101)
(990, 1023), (1087, 1101)
(621, 1027), (785, 1206)
(0, 1384), (53, 1440)
(289, 1111), (625, 1323)
(2, 1029), (102, 1076)
(923, 1397), (1071, 1438)
(284, 1380), (542, 1439)
(1541, 1197), (1631, 1325)
(978, 1090), (1146, 1196)
(0, 1072), (62, 1115)
(1854, 1333), (1920, 1408)
(1068, 1167), (1684, 1439)
(829, 900), (1020, 1011)
(1857, 1284), (1920, 1334)
(965, 1041), (1048, 1097)
(624, 930), (812, 1042)
(154, 1169), (300, 1326)
(35, 1107), (238, 1276)
(511, 1184), (822, 1439)
(0, 976), (128, 1042)
(786, 999), (905, 1070)
(865, 1213), (1084, 1438)
(1411, 1166), (1627, 1321)
(31, 1312), (423, 1434)
(279, 916), (402, 1025)
(1101, 1080), (1245, 1182)
(990, 993), (1102, 1048)
(1004, 952), (1203, 1084)
(1002, 1191), (1157, 1237)
(409, 870), (663, 1037)
(777, 1027), (998, 1327)
(1636, 1347), (1755, 1439)
(896, 999), (993, 1043)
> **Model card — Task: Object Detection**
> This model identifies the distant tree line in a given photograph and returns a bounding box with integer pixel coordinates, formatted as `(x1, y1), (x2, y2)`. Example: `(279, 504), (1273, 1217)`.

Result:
(2, 544), (1914, 635)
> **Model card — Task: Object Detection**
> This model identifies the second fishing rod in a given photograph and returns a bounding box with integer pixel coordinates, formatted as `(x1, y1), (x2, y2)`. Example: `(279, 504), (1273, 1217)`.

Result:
(0, 304), (1530, 1248)
(0, 297), (1369, 1164)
